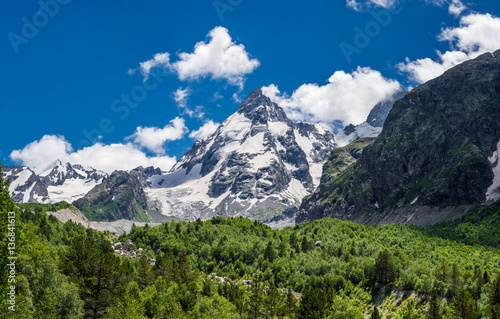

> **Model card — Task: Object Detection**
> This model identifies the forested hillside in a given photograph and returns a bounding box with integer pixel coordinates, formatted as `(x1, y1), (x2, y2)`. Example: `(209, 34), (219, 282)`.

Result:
(1, 164), (500, 318)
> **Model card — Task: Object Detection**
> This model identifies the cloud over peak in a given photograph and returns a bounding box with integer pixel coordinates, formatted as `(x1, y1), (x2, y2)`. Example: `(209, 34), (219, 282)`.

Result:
(10, 135), (178, 174)
(262, 67), (401, 128)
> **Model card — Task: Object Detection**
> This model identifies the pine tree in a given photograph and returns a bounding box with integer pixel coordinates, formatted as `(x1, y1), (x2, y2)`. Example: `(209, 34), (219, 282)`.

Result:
(283, 289), (297, 317)
(301, 236), (312, 253)
(202, 275), (212, 297)
(177, 251), (196, 293)
(297, 287), (332, 319)
(62, 233), (123, 318)
(371, 306), (382, 319)
(434, 259), (450, 282)
(451, 286), (480, 319)
(263, 280), (283, 318)
(154, 251), (175, 282)
(247, 274), (265, 319)
(491, 274), (500, 319)
(374, 249), (396, 284)
(427, 289), (442, 319)
(137, 255), (154, 290)
(264, 241), (276, 262)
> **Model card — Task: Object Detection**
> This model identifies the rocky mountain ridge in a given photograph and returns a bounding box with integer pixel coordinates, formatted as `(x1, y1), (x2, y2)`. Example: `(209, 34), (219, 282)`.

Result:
(2, 161), (107, 204)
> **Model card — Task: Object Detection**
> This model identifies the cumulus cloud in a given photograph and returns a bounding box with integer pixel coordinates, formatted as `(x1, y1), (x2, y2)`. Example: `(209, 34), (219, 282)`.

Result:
(10, 135), (177, 174)
(262, 67), (401, 127)
(128, 117), (188, 154)
(398, 50), (470, 83)
(398, 13), (500, 83)
(136, 27), (260, 89)
(10, 135), (73, 173)
(189, 120), (221, 140)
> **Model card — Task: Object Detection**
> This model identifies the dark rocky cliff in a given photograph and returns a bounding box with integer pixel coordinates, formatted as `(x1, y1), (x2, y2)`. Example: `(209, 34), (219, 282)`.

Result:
(74, 171), (150, 222)
(297, 50), (500, 225)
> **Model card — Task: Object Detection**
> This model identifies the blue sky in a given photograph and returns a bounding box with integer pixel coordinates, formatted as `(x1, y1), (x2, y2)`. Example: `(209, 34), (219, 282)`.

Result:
(1, 0), (500, 173)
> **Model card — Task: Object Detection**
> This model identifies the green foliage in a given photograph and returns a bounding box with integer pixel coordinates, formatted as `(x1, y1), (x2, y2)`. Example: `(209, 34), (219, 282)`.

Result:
(426, 200), (500, 247)
(427, 289), (442, 319)
(374, 249), (397, 285)
(62, 233), (123, 318)
(451, 286), (480, 319)
(491, 274), (500, 319)
(1, 161), (500, 318)
(371, 306), (382, 319)
(18, 201), (73, 214)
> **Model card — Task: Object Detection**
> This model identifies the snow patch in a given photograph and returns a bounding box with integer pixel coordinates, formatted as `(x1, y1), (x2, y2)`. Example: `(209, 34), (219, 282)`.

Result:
(47, 178), (102, 203)
(486, 139), (500, 201)
(335, 122), (382, 147)
(9, 168), (33, 193)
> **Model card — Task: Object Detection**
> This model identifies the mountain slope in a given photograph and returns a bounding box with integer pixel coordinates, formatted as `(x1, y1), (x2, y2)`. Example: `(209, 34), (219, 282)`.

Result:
(73, 170), (150, 222)
(146, 88), (337, 221)
(40, 160), (107, 203)
(297, 50), (500, 225)
(3, 166), (49, 203)
(2, 161), (107, 204)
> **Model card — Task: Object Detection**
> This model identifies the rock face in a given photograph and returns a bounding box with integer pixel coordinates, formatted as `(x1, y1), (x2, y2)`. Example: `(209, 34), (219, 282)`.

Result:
(335, 87), (406, 147)
(2, 166), (49, 203)
(73, 170), (151, 222)
(130, 166), (163, 188)
(297, 50), (500, 224)
(146, 88), (337, 221)
(297, 138), (376, 222)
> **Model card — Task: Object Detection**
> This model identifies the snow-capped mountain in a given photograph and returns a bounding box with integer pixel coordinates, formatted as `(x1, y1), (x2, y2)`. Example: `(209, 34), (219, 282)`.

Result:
(3, 166), (49, 203)
(2, 161), (107, 203)
(39, 160), (107, 203)
(146, 88), (337, 221)
(335, 87), (406, 146)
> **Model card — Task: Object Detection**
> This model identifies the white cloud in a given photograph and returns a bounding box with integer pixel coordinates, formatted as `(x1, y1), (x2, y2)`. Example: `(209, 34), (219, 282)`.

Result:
(232, 93), (243, 103)
(128, 117), (188, 154)
(448, 0), (466, 17)
(262, 67), (401, 127)
(172, 87), (205, 118)
(10, 135), (177, 174)
(10, 135), (73, 173)
(189, 120), (221, 140)
(212, 92), (224, 100)
(347, 0), (465, 15)
(398, 50), (470, 83)
(139, 52), (171, 81)
(173, 87), (190, 108)
(136, 27), (260, 89)
(398, 13), (500, 83)
(439, 13), (500, 52)
(346, 0), (398, 11)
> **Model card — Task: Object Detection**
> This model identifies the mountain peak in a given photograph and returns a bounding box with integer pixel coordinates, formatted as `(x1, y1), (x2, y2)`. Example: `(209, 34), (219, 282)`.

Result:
(237, 88), (289, 124)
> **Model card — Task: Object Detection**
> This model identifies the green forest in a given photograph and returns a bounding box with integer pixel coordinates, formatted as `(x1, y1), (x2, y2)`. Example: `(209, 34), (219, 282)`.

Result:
(1, 165), (500, 318)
